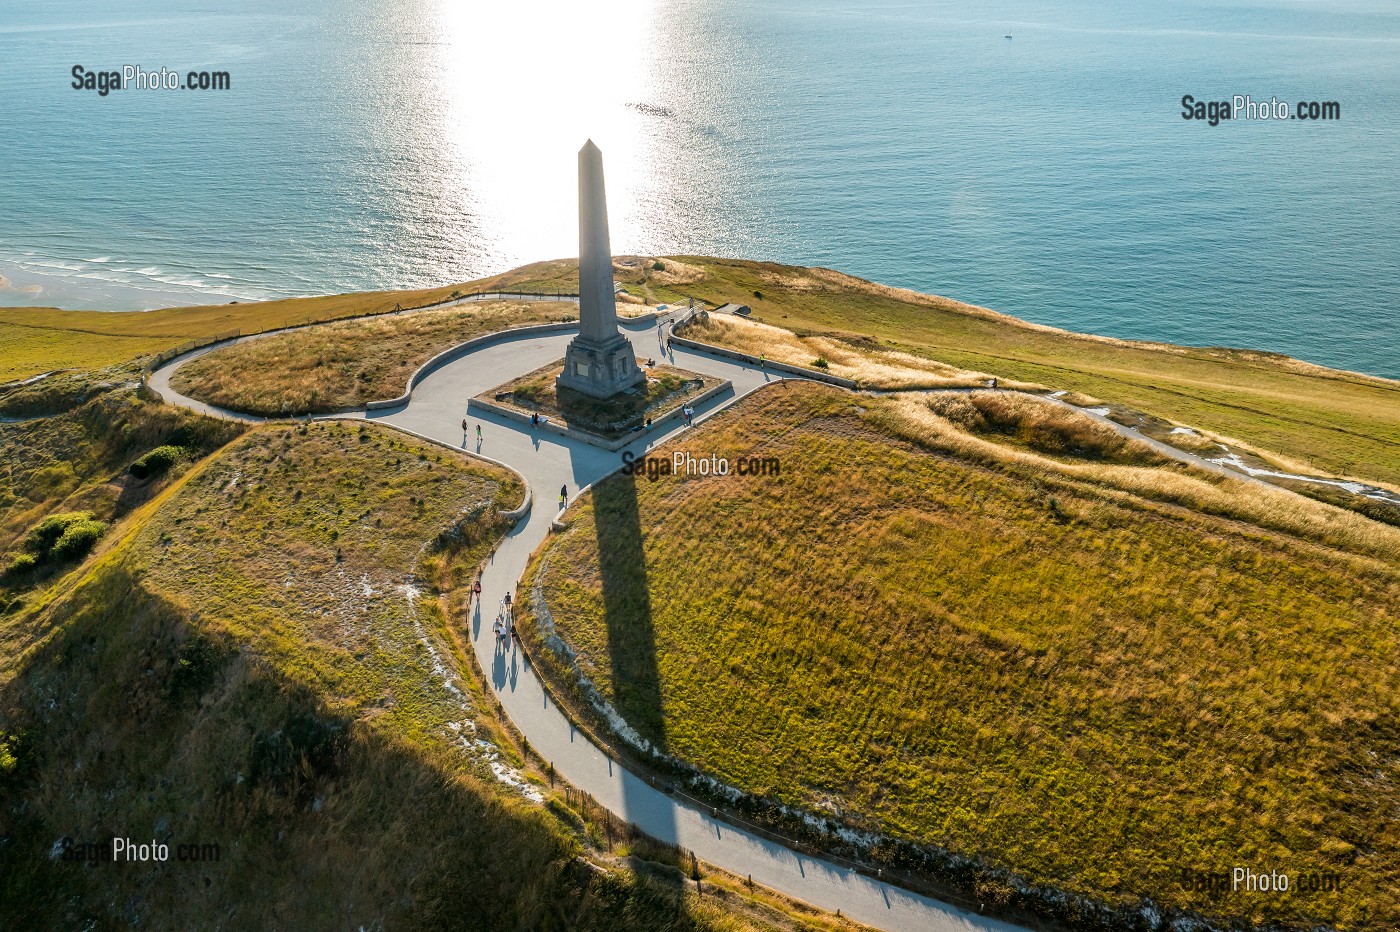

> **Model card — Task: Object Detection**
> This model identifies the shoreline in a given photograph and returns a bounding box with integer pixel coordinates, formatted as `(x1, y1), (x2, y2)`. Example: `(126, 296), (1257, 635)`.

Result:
(0, 256), (262, 313)
(3, 252), (1398, 385)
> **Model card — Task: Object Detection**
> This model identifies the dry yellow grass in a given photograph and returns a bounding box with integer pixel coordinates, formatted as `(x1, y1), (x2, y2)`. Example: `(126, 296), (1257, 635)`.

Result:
(484, 255), (706, 295)
(924, 391), (1167, 466)
(170, 300), (571, 415)
(686, 315), (1033, 390)
(1, 420), (822, 930)
(524, 381), (1400, 929)
(881, 394), (1400, 565)
(635, 257), (1400, 489)
(0, 265), (586, 384)
(616, 255), (708, 287)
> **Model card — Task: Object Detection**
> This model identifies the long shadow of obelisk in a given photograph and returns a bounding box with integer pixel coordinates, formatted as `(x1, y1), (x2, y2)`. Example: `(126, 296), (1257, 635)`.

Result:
(592, 470), (679, 845)
(593, 473), (666, 748)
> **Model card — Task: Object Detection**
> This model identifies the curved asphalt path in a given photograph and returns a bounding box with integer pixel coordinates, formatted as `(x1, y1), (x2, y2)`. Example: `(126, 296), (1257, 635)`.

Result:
(149, 313), (1026, 932)
(147, 303), (1372, 930)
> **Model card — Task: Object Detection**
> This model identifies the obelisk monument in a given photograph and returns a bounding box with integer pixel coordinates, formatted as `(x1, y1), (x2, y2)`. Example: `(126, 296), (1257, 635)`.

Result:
(556, 140), (646, 399)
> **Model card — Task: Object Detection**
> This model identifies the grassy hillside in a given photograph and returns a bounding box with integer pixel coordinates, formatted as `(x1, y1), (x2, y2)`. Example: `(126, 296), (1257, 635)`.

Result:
(649, 258), (1400, 489)
(428, 254), (1400, 487)
(0, 324), (171, 383)
(0, 420), (835, 930)
(9, 254), (1393, 486)
(0, 283), (476, 383)
(170, 300), (573, 415)
(522, 381), (1400, 930)
(0, 259), (600, 385)
(0, 390), (245, 598)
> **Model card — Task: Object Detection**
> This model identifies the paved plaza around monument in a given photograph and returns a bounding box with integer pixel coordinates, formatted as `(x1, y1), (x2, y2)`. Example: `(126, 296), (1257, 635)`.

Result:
(142, 141), (1027, 932)
(148, 313), (1024, 932)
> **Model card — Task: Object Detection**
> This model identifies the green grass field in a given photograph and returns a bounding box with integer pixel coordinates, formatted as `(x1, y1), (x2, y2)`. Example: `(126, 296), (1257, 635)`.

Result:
(0, 280), (506, 384)
(9, 254), (1394, 489)
(0, 389), (245, 567)
(0, 323), (173, 383)
(425, 254), (1400, 486)
(170, 299), (573, 415)
(0, 411), (852, 930)
(522, 381), (1400, 929)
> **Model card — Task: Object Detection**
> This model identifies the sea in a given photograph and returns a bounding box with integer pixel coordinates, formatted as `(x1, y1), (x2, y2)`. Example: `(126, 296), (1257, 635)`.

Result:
(2, 0), (1397, 378)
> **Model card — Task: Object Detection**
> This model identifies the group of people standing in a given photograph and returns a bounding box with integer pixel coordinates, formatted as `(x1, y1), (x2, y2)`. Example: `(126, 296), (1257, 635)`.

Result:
(471, 575), (515, 652)
(491, 589), (514, 651)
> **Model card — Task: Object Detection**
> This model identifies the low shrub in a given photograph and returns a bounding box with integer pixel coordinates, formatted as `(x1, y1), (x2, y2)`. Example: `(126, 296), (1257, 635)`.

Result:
(23, 512), (94, 556)
(52, 519), (108, 560)
(17, 512), (107, 564)
(927, 393), (1163, 466)
(4, 552), (38, 577)
(812, 356), (830, 369)
(0, 732), (24, 789)
(129, 444), (183, 479)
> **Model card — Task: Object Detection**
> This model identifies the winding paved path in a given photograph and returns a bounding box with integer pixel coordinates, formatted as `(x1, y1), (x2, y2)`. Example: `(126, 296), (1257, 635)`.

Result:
(149, 312), (1027, 932)
(146, 302), (1391, 930)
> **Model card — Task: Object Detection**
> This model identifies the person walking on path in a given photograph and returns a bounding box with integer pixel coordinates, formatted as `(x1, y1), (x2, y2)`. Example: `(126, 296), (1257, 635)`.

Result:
(461, 418), (468, 437)
(475, 424), (482, 442)
(472, 578), (482, 601)
(759, 353), (766, 370)
(559, 484), (568, 511)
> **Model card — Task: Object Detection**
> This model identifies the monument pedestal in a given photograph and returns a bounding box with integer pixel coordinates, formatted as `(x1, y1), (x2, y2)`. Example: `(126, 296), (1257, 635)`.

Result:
(556, 334), (645, 399)
(554, 139), (646, 400)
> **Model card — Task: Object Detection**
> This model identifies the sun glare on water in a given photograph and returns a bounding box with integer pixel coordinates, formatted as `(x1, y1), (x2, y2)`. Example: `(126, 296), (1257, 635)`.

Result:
(424, 0), (662, 268)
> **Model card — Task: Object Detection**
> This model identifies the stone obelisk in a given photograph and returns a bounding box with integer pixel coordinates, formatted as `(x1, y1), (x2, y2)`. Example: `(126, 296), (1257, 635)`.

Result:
(556, 140), (646, 399)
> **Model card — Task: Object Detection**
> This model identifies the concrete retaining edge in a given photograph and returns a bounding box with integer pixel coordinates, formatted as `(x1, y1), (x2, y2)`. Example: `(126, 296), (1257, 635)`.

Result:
(667, 335), (858, 389)
(142, 290), (579, 381)
(467, 378), (733, 453)
(365, 322), (579, 412)
(145, 295), (661, 418)
(362, 311), (662, 413)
